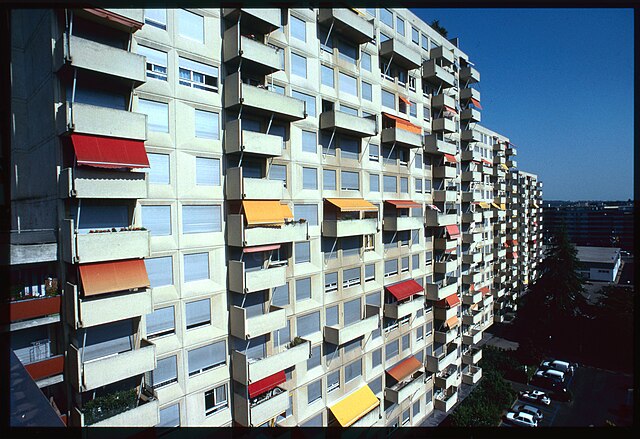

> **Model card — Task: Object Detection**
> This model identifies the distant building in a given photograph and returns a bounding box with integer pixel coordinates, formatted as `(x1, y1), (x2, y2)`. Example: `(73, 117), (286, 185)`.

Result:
(576, 246), (621, 283)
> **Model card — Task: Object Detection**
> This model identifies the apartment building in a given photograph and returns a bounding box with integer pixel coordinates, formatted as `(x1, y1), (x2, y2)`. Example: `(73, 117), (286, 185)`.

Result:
(8, 7), (541, 428)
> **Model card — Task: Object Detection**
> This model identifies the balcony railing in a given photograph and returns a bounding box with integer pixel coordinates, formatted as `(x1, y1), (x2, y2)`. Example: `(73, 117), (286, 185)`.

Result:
(59, 167), (147, 200)
(73, 386), (159, 427)
(232, 338), (311, 384)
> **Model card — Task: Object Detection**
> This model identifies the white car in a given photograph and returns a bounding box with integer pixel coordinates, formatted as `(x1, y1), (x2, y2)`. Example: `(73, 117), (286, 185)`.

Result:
(519, 390), (551, 406)
(513, 404), (544, 421)
(505, 411), (538, 427)
(535, 369), (565, 383)
(541, 360), (576, 375)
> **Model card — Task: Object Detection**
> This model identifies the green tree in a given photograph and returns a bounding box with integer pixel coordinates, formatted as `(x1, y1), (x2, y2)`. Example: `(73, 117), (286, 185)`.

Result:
(430, 20), (449, 38)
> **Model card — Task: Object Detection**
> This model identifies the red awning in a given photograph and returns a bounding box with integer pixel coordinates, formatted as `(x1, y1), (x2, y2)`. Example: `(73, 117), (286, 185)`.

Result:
(399, 96), (411, 106)
(479, 287), (490, 294)
(386, 279), (424, 302)
(79, 259), (149, 296)
(482, 159), (492, 166)
(382, 112), (422, 134)
(71, 134), (149, 169)
(435, 293), (460, 308)
(247, 370), (286, 398)
(83, 8), (144, 30)
(443, 153), (457, 164)
(426, 204), (442, 212)
(470, 98), (483, 110)
(445, 225), (460, 239)
(445, 247), (456, 253)
(385, 200), (422, 209)
(243, 244), (281, 254)
(443, 105), (458, 115)
(387, 356), (422, 382)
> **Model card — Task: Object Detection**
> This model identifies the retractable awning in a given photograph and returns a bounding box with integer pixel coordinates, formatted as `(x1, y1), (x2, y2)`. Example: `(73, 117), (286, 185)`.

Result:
(443, 105), (458, 115)
(500, 163), (509, 171)
(445, 225), (460, 239)
(508, 251), (519, 259)
(386, 356), (422, 382)
(435, 293), (460, 309)
(470, 98), (483, 110)
(79, 259), (149, 296)
(533, 201), (539, 208)
(83, 8), (144, 30)
(243, 244), (281, 253)
(247, 371), (286, 399)
(443, 153), (457, 164)
(385, 200), (422, 209)
(482, 159), (492, 166)
(70, 134), (149, 169)
(426, 204), (442, 212)
(491, 202), (500, 209)
(478, 202), (490, 209)
(500, 203), (506, 210)
(479, 287), (490, 295)
(325, 198), (377, 212)
(328, 385), (379, 427)
(382, 112), (422, 134)
(444, 315), (459, 329)
(242, 201), (293, 226)
(399, 96), (411, 106)
(385, 279), (424, 301)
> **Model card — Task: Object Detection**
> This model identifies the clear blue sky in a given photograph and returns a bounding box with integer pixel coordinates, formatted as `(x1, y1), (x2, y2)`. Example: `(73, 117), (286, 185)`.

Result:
(411, 8), (634, 201)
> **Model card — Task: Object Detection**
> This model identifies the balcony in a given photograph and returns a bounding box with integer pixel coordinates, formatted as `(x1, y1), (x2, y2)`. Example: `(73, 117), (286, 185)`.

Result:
(384, 295), (425, 320)
(317, 9), (374, 44)
(462, 327), (483, 346)
(434, 259), (458, 274)
(462, 275), (482, 290)
(230, 305), (287, 340)
(462, 308), (482, 325)
(224, 119), (283, 156)
(234, 387), (289, 427)
(462, 252), (481, 264)
(460, 108), (481, 123)
(224, 72), (305, 121)
(59, 167), (147, 199)
(431, 94), (456, 110)
(434, 326), (459, 344)
(433, 165), (457, 179)
(9, 294), (61, 323)
(223, 24), (282, 75)
(461, 149), (481, 161)
(460, 88), (481, 102)
(459, 66), (480, 84)
(461, 171), (481, 182)
(425, 281), (457, 301)
(434, 365), (459, 390)
(57, 102), (147, 140)
(383, 215), (423, 232)
(324, 306), (380, 345)
(426, 344), (458, 373)
(23, 354), (65, 382)
(462, 232), (481, 244)
(462, 211), (482, 223)
(424, 135), (456, 155)
(322, 217), (377, 238)
(381, 126), (422, 148)
(507, 159), (518, 168)
(222, 8), (281, 34)
(433, 304), (457, 321)
(462, 365), (482, 385)
(69, 339), (156, 391)
(422, 60), (455, 88)
(72, 387), (159, 427)
(431, 118), (455, 133)
(225, 167), (285, 200)
(385, 370), (425, 404)
(461, 129), (482, 143)
(227, 214), (308, 247)
(434, 237), (458, 252)
(66, 282), (152, 329)
(434, 388), (458, 412)
(379, 38), (421, 70)
(320, 110), (377, 138)
(425, 210), (457, 227)
(232, 338), (311, 384)
(461, 192), (481, 203)
(54, 34), (145, 84)
(433, 189), (457, 203)
(228, 260), (286, 294)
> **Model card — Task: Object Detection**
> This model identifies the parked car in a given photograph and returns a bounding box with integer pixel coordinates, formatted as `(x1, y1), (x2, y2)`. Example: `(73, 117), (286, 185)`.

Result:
(530, 375), (567, 392)
(540, 360), (576, 375)
(505, 411), (538, 427)
(513, 404), (544, 421)
(535, 369), (565, 383)
(519, 390), (551, 406)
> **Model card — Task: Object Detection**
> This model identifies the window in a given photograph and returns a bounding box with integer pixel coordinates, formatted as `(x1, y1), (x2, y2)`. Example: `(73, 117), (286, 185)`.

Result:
(423, 106), (431, 121)
(372, 348), (382, 368)
(337, 39), (357, 64)
(339, 72), (357, 96)
(381, 89), (395, 109)
(188, 341), (225, 376)
(412, 254), (420, 270)
(323, 169), (336, 190)
(409, 101), (417, 118)
(416, 326), (424, 341)
(344, 297), (361, 325)
(291, 52), (307, 78)
(411, 27), (419, 45)
(325, 272), (338, 293)
(340, 136), (359, 160)
(186, 299), (211, 330)
(402, 409), (410, 425)
(339, 105), (358, 116)
(413, 400), (420, 418)
(307, 345), (321, 370)
(195, 157), (220, 186)
(204, 384), (228, 415)
(321, 65), (334, 87)
(194, 110), (219, 140)
(294, 204), (318, 226)
(290, 15), (306, 41)
(295, 242), (311, 264)
(302, 167), (317, 190)
(142, 205), (171, 236)
(422, 34), (429, 51)
(396, 17), (405, 36)
(146, 306), (175, 338)
(369, 376), (382, 395)
(144, 9), (166, 30)
(272, 284), (289, 307)
(307, 379), (322, 404)
(400, 177), (409, 193)
(137, 45), (167, 81)
(380, 32), (391, 43)
(361, 52), (372, 71)
(319, 25), (334, 53)
(362, 81), (372, 101)
(302, 413), (323, 427)
(384, 259), (398, 277)
(402, 334), (410, 351)
(345, 359), (362, 383)
(384, 175), (397, 193)
(299, 131), (317, 155)
(415, 178), (423, 192)
(268, 164), (287, 187)
(296, 277), (312, 301)
(385, 339), (399, 359)
(182, 205), (221, 234)
(178, 57), (218, 92)
(380, 8), (393, 28)
(369, 144), (379, 161)
(297, 311), (320, 337)
(327, 370), (340, 392)
(415, 154), (423, 169)
(183, 252), (209, 283)
(138, 99), (168, 132)
(177, 9), (204, 43)
(409, 76), (416, 92)
(150, 355), (178, 389)
(158, 403), (180, 427)
(365, 264), (375, 281)
(343, 268), (361, 289)
(401, 257), (409, 273)
(292, 90), (316, 117)
(326, 305), (338, 326)
(341, 171), (359, 191)
(147, 153), (170, 185)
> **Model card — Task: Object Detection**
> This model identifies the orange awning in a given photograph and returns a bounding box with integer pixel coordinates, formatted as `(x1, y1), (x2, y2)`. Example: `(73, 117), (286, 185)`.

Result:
(443, 105), (458, 115)
(385, 200), (421, 209)
(435, 293), (460, 308)
(79, 259), (149, 296)
(470, 98), (483, 110)
(382, 112), (422, 134)
(325, 198), (377, 212)
(491, 202), (500, 209)
(444, 153), (457, 164)
(243, 244), (281, 253)
(445, 225), (460, 239)
(242, 201), (293, 226)
(386, 355), (422, 382)
(445, 315), (459, 329)
(399, 96), (411, 106)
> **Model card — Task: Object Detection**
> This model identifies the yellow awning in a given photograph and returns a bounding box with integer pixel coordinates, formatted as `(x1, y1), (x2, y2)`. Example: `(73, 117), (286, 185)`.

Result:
(500, 203), (506, 210)
(242, 201), (293, 226)
(478, 202), (490, 209)
(491, 202), (500, 209)
(350, 8), (367, 17)
(500, 163), (509, 171)
(329, 385), (379, 427)
(533, 202), (539, 208)
(326, 198), (377, 212)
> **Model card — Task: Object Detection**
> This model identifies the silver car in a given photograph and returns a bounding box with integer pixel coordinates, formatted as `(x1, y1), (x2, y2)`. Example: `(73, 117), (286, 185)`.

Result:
(513, 403), (543, 421)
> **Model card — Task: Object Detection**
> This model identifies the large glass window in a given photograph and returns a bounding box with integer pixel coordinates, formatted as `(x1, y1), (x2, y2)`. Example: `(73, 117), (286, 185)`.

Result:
(290, 15), (306, 42)
(185, 299), (211, 329)
(302, 167), (318, 190)
(337, 39), (357, 64)
(182, 205), (221, 233)
(321, 65), (334, 87)
(138, 99), (169, 132)
(183, 253), (209, 283)
(362, 81), (373, 101)
(137, 45), (167, 81)
(294, 204), (318, 226)
(291, 53), (307, 78)
(361, 52), (372, 71)
(178, 57), (218, 92)
(147, 153), (170, 185)
(380, 8), (393, 28)
(204, 383), (228, 415)
(323, 169), (336, 190)
(145, 257), (173, 288)
(194, 109), (219, 139)
(339, 72), (357, 96)
(383, 175), (397, 193)
(187, 341), (225, 376)
(146, 305), (175, 338)
(142, 205), (171, 236)
(144, 9), (166, 30)
(295, 277), (312, 301)
(369, 173), (379, 192)
(341, 171), (359, 191)
(381, 89), (395, 109)
(396, 17), (405, 36)
(177, 9), (204, 43)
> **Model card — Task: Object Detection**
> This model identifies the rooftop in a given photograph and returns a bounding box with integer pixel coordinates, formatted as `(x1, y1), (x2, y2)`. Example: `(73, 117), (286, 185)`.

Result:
(576, 246), (621, 264)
